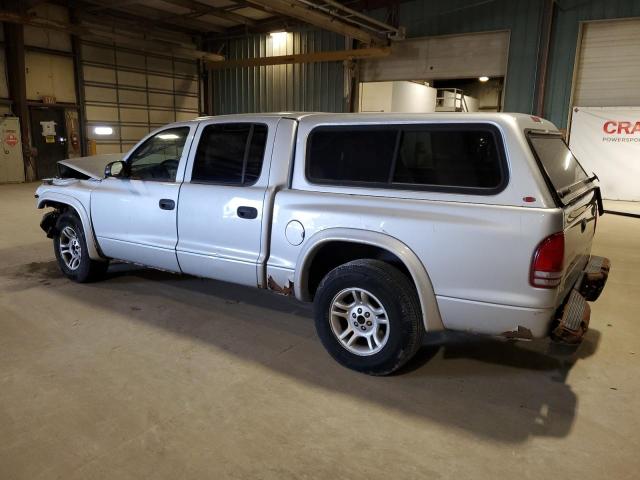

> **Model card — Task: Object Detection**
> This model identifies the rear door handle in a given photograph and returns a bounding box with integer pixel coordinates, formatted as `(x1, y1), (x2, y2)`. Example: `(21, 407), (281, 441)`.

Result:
(237, 206), (258, 219)
(159, 199), (175, 210)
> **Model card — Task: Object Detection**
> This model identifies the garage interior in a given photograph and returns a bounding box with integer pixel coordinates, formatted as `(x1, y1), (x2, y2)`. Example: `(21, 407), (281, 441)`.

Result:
(1, 0), (639, 478)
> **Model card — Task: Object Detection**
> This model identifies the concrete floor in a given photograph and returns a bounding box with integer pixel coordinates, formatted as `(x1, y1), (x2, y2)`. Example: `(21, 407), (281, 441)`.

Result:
(1, 182), (638, 480)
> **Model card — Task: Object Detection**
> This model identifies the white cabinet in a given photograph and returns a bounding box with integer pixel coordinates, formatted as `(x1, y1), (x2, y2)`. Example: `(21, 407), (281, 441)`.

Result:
(0, 117), (25, 184)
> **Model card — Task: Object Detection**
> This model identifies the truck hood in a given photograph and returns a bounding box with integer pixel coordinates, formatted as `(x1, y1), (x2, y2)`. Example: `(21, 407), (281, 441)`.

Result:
(58, 153), (125, 179)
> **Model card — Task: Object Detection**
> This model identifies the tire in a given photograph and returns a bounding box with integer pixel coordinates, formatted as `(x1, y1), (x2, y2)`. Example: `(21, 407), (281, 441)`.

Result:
(53, 211), (109, 283)
(313, 259), (424, 375)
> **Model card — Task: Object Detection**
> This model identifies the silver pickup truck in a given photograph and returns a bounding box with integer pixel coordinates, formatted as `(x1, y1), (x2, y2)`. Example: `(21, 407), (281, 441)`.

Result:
(35, 113), (610, 375)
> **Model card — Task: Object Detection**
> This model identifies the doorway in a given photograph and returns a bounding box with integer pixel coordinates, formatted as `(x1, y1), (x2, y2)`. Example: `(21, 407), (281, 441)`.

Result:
(29, 106), (68, 179)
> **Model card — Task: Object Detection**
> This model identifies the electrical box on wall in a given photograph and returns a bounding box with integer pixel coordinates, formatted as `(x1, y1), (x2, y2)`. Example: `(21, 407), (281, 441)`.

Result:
(0, 117), (25, 183)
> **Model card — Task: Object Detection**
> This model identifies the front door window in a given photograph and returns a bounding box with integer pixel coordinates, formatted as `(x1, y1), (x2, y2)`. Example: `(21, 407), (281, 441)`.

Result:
(127, 127), (190, 181)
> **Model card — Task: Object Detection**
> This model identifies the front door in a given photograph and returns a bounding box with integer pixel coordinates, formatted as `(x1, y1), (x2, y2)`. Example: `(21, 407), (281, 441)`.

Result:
(176, 119), (276, 286)
(91, 125), (196, 272)
(29, 107), (67, 179)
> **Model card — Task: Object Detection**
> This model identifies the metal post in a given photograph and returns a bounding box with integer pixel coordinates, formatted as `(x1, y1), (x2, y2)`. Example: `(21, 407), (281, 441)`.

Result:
(70, 6), (88, 157)
(4, 19), (34, 180)
(533, 0), (555, 117)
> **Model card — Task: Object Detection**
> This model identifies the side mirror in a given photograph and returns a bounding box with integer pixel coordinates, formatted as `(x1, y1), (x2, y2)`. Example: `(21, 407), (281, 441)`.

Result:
(105, 161), (126, 178)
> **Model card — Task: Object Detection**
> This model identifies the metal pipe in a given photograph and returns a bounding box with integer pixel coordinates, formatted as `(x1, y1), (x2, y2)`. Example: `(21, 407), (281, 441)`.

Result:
(320, 0), (400, 34)
(293, 0), (398, 35)
(533, 0), (555, 116)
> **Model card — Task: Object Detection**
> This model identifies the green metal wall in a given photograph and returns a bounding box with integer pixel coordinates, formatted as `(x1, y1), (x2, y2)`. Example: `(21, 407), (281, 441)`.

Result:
(545, 0), (640, 128)
(211, 30), (346, 114)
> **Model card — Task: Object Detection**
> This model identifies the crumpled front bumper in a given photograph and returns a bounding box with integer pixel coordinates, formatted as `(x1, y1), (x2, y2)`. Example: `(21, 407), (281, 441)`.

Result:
(550, 256), (611, 345)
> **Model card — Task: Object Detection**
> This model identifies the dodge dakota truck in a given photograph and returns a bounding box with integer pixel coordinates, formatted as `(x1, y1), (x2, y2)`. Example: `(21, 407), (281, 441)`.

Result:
(35, 113), (610, 375)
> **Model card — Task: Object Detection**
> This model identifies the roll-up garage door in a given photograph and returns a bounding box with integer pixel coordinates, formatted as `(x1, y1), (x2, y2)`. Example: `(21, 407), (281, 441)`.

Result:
(81, 41), (200, 154)
(359, 31), (510, 82)
(572, 18), (640, 107)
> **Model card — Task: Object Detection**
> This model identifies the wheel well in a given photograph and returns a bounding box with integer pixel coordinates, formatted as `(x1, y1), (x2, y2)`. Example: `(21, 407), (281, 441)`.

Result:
(305, 241), (413, 300)
(41, 200), (72, 213)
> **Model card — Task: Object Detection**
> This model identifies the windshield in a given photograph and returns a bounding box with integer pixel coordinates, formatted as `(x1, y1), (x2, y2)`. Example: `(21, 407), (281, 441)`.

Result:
(529, 134), (589, 196)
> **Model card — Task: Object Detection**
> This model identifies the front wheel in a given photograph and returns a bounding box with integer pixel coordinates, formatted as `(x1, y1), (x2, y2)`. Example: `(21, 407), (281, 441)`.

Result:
(53, 211), (109, 283)
(313, 259), (424, 375)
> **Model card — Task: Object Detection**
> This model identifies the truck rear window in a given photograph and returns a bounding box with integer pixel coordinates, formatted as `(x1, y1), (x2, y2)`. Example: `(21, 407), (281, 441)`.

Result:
(306, 124), (507, 194)
(529, 134), (588, 195)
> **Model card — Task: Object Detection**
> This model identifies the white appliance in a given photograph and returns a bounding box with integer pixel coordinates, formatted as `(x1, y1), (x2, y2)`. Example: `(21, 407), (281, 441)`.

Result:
(0, 117), (25, 183)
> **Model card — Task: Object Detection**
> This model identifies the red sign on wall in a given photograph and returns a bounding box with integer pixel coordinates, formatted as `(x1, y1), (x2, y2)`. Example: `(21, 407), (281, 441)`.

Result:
(5, 131), (18, 147)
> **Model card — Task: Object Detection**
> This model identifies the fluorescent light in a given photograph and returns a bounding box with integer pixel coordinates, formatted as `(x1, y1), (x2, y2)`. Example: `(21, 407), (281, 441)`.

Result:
(478, 76), (489, 82)
(157, 133), (179, 140)
(94, 126), (113, 135)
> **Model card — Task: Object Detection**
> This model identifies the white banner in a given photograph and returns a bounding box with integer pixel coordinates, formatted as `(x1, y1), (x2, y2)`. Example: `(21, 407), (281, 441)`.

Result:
(569, 106), (640, 201)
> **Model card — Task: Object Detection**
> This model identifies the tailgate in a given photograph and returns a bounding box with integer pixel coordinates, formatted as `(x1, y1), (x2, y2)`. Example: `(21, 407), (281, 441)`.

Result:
(527, 131), (600, 298)
(560, 190), (598, 295)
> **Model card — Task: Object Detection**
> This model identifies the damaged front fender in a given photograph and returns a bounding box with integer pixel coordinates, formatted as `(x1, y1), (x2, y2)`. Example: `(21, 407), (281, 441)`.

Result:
(40, 210), (60, 238)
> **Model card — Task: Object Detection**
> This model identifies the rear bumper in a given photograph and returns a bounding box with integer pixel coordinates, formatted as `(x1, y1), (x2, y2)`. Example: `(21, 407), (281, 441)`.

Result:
(550, 255), (610, 345)
(437, 255), (610, 341)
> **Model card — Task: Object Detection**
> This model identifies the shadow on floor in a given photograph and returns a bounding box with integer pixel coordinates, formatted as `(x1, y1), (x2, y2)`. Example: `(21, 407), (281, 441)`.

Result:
(12, 260), (602, 444)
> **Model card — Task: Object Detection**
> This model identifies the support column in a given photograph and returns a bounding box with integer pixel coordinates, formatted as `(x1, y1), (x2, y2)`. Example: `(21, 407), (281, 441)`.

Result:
(533, 0), (555, 117)
(4, 21), (35, 180)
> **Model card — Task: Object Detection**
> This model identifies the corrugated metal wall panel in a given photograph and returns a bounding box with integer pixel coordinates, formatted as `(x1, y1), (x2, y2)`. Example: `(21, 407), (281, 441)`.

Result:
(396, 0), (543, 116)
(81, 40), (200, 153)
(544, 0), (640, 128)
(572, 18), (640, 107)
(211, 30), (346, 114)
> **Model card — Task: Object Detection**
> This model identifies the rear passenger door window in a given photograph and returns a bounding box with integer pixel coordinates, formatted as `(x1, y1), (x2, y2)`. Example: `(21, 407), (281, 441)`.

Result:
(306, 124), (507, 194)
(191, 123), (268, 185)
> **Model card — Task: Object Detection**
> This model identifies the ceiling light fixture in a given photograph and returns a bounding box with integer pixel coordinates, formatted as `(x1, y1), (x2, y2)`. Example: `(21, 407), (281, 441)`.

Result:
(478, 76), (489, 82)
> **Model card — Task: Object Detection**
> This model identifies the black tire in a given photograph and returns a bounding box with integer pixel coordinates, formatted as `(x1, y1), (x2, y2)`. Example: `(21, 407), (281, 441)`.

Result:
(53, 211), (109, 283)
(313, 259), (424, 375)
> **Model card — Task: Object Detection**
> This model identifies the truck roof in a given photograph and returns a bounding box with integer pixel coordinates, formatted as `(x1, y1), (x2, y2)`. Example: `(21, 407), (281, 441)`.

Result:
(189, 112), (558, 131)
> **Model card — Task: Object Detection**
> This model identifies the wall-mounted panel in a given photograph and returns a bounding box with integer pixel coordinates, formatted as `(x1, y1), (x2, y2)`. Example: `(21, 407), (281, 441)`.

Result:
(360, 31), (509, 82)
(25, 51), (76, 103)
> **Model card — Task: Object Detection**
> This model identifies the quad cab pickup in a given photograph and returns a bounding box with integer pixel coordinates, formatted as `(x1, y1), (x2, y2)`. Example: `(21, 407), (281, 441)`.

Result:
(35, 113), (610, 375)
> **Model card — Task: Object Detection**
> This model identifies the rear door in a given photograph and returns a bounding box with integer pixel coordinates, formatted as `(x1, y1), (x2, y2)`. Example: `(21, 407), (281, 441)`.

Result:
(528, 132), (599, 292)
(176, 118), (277, 286)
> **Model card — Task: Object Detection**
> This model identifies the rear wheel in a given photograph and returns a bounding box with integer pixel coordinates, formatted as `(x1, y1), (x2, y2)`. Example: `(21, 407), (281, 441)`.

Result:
(313, 259), (424, 375)
(53, 211), (109, 283)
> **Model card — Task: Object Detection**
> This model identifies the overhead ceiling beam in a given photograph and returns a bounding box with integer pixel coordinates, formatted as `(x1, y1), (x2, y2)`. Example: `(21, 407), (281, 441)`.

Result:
(78, 0), (142, 13)
(77, 0), (225, 33)
(207, 46), (390, 68)
(161, 0), (257, 26)
(242, 0), (385, 45)
(0, 11), (225, 62)
(75, 1), (206, 34)
(80, 12), (196, 47)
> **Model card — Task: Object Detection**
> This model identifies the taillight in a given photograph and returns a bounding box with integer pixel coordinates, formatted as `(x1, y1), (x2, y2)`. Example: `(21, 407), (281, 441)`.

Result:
(530, 232), (565, 288)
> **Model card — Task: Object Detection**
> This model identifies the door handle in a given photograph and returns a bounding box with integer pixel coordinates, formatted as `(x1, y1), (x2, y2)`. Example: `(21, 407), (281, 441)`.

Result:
(159, 199), (175, 210)
(237, 206), (258, 219)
